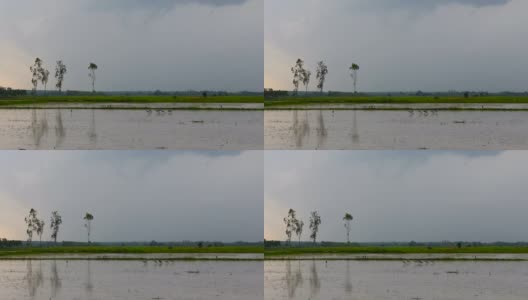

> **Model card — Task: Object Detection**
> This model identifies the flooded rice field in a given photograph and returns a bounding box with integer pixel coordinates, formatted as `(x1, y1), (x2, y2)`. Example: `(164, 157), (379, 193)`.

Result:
(0, 259), (263, 300)
(265, 110), (528, 149)
(265, 260), (528, 300)
(0, 109), (263, 150)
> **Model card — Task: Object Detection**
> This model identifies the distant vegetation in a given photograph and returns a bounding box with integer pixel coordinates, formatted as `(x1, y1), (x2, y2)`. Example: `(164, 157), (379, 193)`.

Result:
(0, 86), (26, 97)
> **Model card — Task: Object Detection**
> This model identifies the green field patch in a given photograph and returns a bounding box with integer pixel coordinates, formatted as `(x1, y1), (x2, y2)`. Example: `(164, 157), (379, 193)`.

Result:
(265, 95), (528, 107)
(0, 245), (263, 257)
(265, 246), (528, 256)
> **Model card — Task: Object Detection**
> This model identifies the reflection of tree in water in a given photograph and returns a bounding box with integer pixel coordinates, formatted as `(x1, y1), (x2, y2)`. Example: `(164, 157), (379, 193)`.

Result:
(54, 109), (66, 148)
(26, 260), (44, 299)
(87, 110), (97, 145)
(350, 110), (359, 144)
(285, 260), (303, 298)
(50, 260), (62, 297)
(30, 109), (49, 148)
(85, 261), (94, 294)
(316, 111), (327, 149)
(309, 260), (320, 297)
(292, 111), (310, 148)
(344, 260), (353, 294)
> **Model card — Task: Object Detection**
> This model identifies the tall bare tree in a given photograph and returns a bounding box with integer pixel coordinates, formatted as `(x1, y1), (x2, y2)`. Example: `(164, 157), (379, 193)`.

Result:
(55, 61), (67, 92)
(349, 63), (360, 93)
(88, 63), (98, 93)
(294, 218), (304, 246)
(316, 61), (328, 93)
(302, 69), (311, 93)
(29, 58), (43, 94)
(283, 209), (297, 246)
(84, 213), (94, 243)
(41, 68), (50, 92)
(24, 208), (38, 245)
(35, 218), (45, 247)
(291, 59), (305, 96)
(309, 211), (321, 244)
(343, 213), (354, 244)
(50, 211), (63, 244)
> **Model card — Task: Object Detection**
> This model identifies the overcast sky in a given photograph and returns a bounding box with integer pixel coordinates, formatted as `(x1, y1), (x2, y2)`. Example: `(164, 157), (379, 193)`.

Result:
(0, 151), (263, 242)
(265, 151), (528, 243)
(265, 0), (528, 92)
(0, 0), (262, 91)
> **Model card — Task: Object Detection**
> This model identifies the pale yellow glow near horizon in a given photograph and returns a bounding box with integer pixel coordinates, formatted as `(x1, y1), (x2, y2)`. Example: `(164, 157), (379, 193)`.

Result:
(264, 196), (289, 241)
(0, 192), (28, 240)
(0, 41), (33, 89)
(264, 43), (293, 91)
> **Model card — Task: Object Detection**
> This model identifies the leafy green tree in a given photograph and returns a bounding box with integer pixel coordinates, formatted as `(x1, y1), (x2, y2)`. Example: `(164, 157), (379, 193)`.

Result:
(349, 63), (360, 93)
(343, 213), (354, 244)
(30, 58), (44, 94)
(283, 209), (297, 246)
(291, 59), (305, 95)
(55, 61), (67, 92)
(309, 211), (321, 244)
(50, 211), (63, 244)
(84, 213), (94, 243)
(316, 61), (328, 93)
(88, 63), (98, 93)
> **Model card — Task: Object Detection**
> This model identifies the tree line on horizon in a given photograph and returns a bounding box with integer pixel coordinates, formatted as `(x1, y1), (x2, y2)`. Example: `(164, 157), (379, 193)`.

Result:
(290, 58), (360, 95)
(28, 58), (99, 94)
(282, 208), (354, 246)
(23, 208), (94, 246)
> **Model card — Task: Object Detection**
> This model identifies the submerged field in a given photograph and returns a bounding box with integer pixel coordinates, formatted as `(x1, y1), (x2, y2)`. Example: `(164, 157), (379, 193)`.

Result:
(265, 95), (528, 107)
(0, 95), (263, 106)
(0, 245), (263, 257)
(265, 246), (528, 257)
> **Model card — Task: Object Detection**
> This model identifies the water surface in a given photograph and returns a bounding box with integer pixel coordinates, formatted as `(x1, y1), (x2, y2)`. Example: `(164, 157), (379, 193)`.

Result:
(0, 109), (263, 150)
(0, 260), (263, 299)
(265, 110), (528, 149)
(265, 260), (528, 300)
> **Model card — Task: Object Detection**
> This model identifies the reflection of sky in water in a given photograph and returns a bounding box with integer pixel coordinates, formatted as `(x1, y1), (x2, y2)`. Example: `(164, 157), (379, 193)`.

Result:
(0, 109), (263, 150)
(265, 260), (528, 300)
(265, 110), (528, 150)
(1, 260), (263, 300)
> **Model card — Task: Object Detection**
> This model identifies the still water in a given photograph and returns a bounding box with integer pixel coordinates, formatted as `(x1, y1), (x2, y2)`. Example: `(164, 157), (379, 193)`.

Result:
(0, 109), (263, 150)
(265, 260), (528, 300)
(0, 260), (263, 300)
(265, 110), (528, 149)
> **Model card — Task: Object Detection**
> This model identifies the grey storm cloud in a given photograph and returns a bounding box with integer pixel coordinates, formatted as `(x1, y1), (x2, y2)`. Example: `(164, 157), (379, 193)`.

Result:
(265, 151), (528, 243)
(0, 0), (262, 91)
(265, 0), (528, 92)
(0, 151), (263, 243)
(362, 0), (511, 10)
(93, 0), (249, 11)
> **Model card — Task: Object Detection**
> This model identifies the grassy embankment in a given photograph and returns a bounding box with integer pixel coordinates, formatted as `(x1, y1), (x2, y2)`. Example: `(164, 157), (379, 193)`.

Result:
(0, 95), (263, 107)
(265, 246), (528, 257)
(0, 245), (263, 257)
(265, 95), (528, 107)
